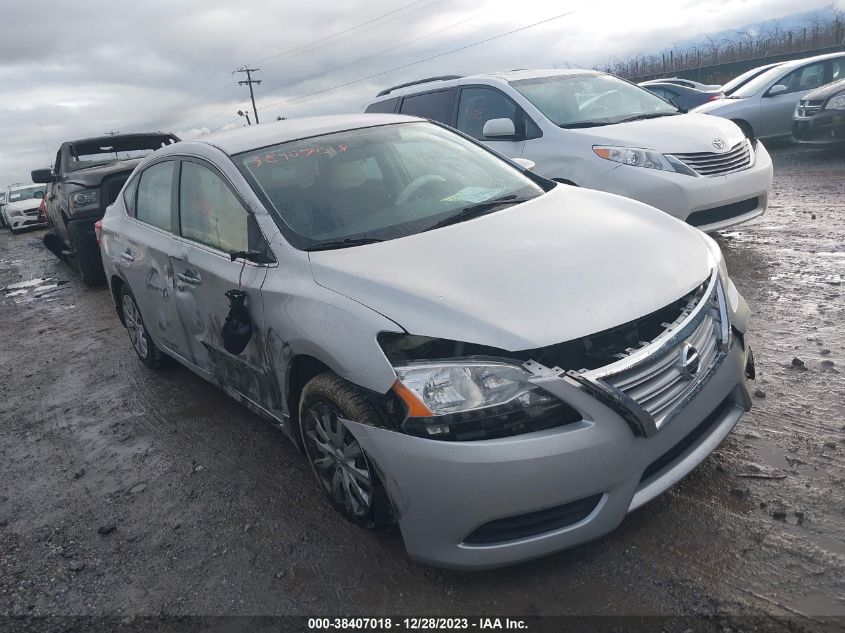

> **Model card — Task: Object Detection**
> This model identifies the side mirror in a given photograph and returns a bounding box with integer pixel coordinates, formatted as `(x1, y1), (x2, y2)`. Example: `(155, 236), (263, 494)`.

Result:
(511, 157), (536, 171)
(34, 190), (44, 199)
(767, 84), (787, 97)
(31, 168), (56, 183)
(482, 118), (516, 138)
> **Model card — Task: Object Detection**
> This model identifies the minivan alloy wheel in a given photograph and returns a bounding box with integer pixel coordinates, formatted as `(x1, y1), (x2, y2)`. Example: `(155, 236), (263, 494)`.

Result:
(302, 402), (373, 518)
(122, 294), (148, 360)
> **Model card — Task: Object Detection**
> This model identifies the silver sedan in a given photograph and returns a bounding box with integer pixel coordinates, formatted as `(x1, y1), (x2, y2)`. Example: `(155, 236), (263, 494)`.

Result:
(99, 114), (755, 569)
(693, 52), (845, 139)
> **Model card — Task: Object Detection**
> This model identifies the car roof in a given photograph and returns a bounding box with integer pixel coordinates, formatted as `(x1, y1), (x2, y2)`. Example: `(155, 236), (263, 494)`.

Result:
(9, 183), (43, 192)
(369, 68), (600, 103)
(192, 114), (421, 155)
(775, 51), (845, 70)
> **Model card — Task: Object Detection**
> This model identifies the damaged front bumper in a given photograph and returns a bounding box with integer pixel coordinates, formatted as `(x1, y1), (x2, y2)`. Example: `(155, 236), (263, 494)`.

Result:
(345, 274), (753, 570)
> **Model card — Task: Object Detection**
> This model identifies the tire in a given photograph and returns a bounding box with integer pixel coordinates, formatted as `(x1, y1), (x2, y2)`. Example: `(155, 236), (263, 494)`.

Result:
(67, 221), (105, 286)
(120, 285), (164, 369)
(299, 372), (394, 530)
(42, 231), (66, 260)
(9, 226), (18, 235)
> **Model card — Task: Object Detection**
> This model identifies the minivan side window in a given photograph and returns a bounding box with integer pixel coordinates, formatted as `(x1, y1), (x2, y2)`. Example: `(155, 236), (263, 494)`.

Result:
(365, 97), (399, 113)
(398, 89), (455, 123)
(135, 161), (174, 231)
(179, 160), (266, 255)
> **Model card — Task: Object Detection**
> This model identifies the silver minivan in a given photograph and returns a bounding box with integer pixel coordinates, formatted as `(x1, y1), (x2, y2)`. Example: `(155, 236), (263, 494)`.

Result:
(99, 114), (755, 569)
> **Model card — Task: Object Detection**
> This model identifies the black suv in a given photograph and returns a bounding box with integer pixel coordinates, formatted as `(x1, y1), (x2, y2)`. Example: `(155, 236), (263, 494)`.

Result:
(33, 132), (179, 285)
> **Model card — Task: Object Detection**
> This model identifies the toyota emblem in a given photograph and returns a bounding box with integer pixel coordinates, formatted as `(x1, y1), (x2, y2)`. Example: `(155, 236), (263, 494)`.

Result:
(712, 138), (727, 150)
(679, 343), (701, 378)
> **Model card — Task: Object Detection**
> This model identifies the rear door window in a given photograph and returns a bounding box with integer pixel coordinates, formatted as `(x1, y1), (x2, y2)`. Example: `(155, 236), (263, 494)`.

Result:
(398, 89), (455, 123)
(135, 161), (174, 231)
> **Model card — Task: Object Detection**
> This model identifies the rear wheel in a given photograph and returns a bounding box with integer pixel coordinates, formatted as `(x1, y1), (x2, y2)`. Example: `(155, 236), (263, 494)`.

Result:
(121, 286), (164, 369)
(299, 373), (393, 529)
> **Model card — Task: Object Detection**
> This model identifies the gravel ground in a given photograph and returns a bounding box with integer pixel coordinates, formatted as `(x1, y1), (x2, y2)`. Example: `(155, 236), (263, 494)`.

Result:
(0, 141), (843, 630)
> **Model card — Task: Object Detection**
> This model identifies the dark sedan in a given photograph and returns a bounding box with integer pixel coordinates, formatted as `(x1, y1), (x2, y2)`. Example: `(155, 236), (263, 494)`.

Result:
(792, 78), (845, 144)
(641, 83), (724, 112)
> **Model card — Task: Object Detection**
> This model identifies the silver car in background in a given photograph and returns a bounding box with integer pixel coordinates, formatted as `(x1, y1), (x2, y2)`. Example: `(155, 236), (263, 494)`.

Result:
(693, 52), (845, 139)
(99, 114), (755, 569)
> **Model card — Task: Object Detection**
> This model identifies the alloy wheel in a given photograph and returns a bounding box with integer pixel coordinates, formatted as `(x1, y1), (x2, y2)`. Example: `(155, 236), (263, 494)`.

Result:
(122, 294), (149, 360)
(302, 402), (373, 518)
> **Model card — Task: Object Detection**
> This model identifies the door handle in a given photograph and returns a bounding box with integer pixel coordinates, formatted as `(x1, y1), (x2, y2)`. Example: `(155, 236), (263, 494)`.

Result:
(177, 271), (202, 285)
(120, 250), (135, 261)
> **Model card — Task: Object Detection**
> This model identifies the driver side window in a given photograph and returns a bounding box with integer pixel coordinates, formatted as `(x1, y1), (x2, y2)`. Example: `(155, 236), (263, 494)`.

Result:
(779, 62), (826, 94)
(179, 161), (262, 255)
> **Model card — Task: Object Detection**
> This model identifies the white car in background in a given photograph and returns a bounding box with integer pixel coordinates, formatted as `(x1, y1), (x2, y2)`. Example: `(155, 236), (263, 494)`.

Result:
(692, 52), (845, 140)
(2, 184), (47, 234)
(366, 69), (773, 232)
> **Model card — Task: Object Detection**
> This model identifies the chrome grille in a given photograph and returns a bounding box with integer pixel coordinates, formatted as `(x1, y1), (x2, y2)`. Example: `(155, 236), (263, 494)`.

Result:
(794, 99), (824, 118)
(671, 141), (752, 176)
(583, 273), (728, 432)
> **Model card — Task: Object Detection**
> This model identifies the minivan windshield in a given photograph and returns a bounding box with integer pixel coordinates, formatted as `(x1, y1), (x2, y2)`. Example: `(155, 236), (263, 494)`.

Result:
(237, 122), (544, 250)
(729, 66), (787, 98)
(509, 73), (679, 128)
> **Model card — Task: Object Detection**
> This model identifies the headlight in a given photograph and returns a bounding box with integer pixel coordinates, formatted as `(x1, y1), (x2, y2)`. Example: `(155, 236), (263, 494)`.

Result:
(593, 146), (672, 170)
(71, 189), (98, 208)
(592, 145), (698, 177)
(392, 361), (580, 441)
(9, 209), (24, 217)
(824, 93), (845, 111)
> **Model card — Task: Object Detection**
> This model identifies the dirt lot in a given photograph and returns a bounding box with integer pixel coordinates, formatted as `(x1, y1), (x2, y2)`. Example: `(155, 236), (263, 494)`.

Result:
(1, 142), (843, 629)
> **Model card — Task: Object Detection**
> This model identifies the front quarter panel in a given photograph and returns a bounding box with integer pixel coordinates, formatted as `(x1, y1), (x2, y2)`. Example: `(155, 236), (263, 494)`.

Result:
(261, 234), (403, 398)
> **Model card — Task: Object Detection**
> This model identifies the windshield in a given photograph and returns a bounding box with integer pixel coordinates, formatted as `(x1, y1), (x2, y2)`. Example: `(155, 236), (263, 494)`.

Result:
(510, 73), (678, 128)
(7, 185), (45, 202)
(68, 134), (177, 171)
(721, 64), (780, 95)
(730, 66), (787, 98)
(237, 122), (544, 249)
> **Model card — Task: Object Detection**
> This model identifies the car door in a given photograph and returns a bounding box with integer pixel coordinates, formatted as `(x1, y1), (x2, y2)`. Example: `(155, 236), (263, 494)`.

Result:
(169, 157), (277, 409)
(117, 159), (193, 358)
(454, 86), (528, 159)
(759, 60), (829, 138)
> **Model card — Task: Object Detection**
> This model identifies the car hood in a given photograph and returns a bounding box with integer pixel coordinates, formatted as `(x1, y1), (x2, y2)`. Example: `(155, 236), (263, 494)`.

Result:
(62, 158), (143, 188)
(571, 112), (744, 153)
(690, 97), (747, 115)
(5, 199), (41, 212)
(803, 78), (845, 101)
(308, 186), (716, 351)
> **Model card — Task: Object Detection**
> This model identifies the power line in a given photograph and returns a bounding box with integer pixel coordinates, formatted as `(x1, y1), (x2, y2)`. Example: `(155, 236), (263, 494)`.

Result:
(250, 0), (430, 66)
(254, 10), (482, 100)
(236, 67), (262, 124)
(257, 9), (577, 112)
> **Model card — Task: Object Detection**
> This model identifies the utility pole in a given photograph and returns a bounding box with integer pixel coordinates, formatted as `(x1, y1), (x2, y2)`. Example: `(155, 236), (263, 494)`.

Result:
(236, 67), (261, 124)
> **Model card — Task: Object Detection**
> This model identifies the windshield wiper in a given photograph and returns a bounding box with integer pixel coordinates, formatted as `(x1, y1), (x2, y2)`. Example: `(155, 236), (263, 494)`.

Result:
(613, 112), (681, 124)
(425, 195), (531, 231)
(305, 237), (384, 251)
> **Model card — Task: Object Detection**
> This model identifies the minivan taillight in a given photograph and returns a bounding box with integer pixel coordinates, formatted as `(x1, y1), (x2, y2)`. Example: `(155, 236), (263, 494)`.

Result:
(708, 93), (724, 101)
(94, 220), (102, 245)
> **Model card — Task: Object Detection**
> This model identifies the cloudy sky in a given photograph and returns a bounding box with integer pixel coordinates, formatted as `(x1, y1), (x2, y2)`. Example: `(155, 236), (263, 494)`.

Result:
(0, 0), (837, 185)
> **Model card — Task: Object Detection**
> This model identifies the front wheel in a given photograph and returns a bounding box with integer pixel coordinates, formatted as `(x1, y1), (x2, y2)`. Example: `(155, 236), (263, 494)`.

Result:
(299, 373), (393, 530)
(121, 286), (164, 369)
